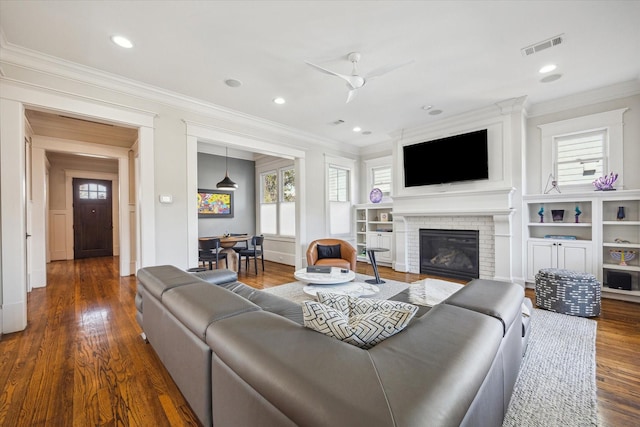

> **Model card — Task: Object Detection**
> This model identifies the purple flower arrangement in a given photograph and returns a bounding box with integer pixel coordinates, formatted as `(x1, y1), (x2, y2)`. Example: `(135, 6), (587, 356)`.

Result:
(593, 172), (618, 191)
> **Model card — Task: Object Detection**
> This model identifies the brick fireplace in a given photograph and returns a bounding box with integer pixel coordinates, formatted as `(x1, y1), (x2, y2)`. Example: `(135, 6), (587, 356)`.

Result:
(392, 188), (516, 282)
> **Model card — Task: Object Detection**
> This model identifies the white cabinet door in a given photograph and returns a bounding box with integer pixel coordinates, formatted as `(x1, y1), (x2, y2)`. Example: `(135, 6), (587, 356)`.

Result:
(558, 242), (593, 274)
(367, 232), (393, 263)
(528, 240), (556, 280)
(527, 239), (594, 281)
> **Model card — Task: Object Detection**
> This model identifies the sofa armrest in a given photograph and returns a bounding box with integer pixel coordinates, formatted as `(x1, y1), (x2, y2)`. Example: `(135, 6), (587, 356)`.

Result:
(443, 279), (524, 336)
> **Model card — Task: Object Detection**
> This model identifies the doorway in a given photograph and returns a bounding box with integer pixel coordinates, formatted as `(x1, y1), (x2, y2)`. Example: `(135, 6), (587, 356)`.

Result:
(72, 178), (113, 259)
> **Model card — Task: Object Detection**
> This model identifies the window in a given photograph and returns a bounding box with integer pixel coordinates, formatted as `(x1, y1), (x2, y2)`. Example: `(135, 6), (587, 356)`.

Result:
(328, 165), (351, 235)
(260, 171), (277, 235)
(259, 167), (296, 236)
(372, 166), (392, 195)
(539, 108), (626, 193)
(279, 168), (296, 236)
(555, 130), (606, 186)
(78, 182), (108, 199)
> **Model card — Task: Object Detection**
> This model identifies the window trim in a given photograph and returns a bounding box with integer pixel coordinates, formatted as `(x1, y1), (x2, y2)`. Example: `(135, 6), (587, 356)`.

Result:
(538, 108), (627, 193)
(259, 166), (296, 237)
(326, 155), (355, 237)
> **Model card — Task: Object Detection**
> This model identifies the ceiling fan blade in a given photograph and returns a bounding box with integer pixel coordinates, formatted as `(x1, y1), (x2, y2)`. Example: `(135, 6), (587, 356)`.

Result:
(365, 59), (415, 80)
(305, 61), (355, 86)
(346, 88), (358, 103)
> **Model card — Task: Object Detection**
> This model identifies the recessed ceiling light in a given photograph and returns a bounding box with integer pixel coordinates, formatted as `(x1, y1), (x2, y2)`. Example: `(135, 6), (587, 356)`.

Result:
(225, 79), (242, 88)
(422, 105), (433, 111)
(353, 126), (362, 132)
(111, 35), (133, 49)
(539, 64), (557, 74)
(273, 97), (286, 105)
(540, 73), (562, 83)
(428, 109), (443, 116)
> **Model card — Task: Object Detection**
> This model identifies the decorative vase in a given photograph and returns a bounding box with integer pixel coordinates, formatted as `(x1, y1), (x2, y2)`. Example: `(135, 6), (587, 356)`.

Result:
(617, 206), (625, 221)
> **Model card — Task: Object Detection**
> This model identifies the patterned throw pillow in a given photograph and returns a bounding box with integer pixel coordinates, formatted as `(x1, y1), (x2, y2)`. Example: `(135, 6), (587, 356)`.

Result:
(302, 292), (418, 349)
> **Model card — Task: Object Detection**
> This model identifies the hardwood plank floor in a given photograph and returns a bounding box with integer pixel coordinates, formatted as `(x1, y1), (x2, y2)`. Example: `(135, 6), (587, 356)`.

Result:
(0, 257), (638, 426)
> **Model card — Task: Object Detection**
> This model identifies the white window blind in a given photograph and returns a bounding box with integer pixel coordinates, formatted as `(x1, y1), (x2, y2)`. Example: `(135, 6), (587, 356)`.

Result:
(555, 130), (606, 186)
(328, 165), (351, 235)
(372, 166), (392, 195)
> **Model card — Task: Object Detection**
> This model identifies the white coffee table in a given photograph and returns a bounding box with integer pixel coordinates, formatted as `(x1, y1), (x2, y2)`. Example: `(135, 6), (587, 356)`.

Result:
(294, 267), (355, 284)
(303, 282), (380, 298)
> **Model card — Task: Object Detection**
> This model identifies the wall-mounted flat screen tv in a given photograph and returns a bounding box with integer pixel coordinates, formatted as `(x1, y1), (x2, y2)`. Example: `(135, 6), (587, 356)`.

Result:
(403, 129), (488, 187)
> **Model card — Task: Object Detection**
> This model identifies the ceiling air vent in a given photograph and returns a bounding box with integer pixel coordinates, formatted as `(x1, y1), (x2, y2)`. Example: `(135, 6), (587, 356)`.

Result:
(521, 34), (564, 56)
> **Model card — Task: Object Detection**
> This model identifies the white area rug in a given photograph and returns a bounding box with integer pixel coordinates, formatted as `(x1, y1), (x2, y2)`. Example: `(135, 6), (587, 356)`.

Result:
(502, 309), (598, 427)
(407, 278), (464, 306)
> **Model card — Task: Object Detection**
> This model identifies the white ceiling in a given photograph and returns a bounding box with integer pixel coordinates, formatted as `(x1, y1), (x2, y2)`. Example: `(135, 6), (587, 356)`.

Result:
(2, 1), (639, 149)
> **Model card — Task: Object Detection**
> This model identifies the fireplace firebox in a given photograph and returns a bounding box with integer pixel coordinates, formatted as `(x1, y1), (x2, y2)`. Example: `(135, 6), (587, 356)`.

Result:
(420, 229), (479, 281)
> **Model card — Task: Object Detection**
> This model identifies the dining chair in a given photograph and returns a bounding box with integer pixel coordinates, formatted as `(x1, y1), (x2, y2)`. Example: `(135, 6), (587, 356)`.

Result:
(239, 235), (264, 274)
(198, 238), (228, 270)
(230, 232), (248, 252)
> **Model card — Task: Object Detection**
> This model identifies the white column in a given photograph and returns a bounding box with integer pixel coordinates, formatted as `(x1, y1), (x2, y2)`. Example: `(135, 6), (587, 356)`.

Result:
(392, 216), (409, 272)
(1, 98), (28, 332)
(31, 146), (47, 287)
(137, 125), (156, 269)
(186, 134), (199, 268)
(493, 212), (514, 283)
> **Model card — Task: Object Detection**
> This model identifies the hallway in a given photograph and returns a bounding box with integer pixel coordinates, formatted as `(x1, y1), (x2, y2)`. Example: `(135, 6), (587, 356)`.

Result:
(0, 257), (198, 426)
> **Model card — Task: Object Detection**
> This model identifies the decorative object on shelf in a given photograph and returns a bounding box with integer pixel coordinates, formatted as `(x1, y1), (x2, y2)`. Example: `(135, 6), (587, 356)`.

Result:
(380, 212), (388, 222)
(609, 249), (636, 266)
(617, 206), (625, 221)
(592, 172), (618, 191)
(544, 235), (577, 240)
(575, 205), (582, 223)
(369, 187), (383, 203)
(538, 206), (544, 223)
(551, 210), (565, 222)
(614, 238), (631, 244)
(544, 173), (561, 194)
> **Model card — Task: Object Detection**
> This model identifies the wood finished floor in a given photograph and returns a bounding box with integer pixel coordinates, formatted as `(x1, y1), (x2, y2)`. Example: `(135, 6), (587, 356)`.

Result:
(0, 257), (638, 426)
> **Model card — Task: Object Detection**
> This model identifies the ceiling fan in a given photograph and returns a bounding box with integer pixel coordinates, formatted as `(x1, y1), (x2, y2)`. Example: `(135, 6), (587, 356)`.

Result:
(305, 52), (413, 103)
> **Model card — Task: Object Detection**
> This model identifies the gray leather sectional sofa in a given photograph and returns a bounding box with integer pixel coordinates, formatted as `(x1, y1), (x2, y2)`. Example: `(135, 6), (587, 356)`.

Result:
(136, 265), (526, 427)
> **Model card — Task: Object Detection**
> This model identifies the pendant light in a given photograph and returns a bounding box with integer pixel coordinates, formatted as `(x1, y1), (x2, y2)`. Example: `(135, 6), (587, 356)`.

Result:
(216, 147), (238, 191)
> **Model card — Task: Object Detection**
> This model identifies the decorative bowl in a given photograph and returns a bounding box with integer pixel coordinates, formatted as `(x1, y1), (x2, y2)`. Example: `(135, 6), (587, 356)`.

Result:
(609, 249), (636, 265)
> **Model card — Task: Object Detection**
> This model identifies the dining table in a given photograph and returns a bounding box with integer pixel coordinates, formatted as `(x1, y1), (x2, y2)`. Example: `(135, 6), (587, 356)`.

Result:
(201, 235), (250, 272)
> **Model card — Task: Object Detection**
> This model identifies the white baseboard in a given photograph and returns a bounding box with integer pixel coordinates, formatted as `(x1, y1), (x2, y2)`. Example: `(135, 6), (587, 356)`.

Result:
(2, 301), (27, 333)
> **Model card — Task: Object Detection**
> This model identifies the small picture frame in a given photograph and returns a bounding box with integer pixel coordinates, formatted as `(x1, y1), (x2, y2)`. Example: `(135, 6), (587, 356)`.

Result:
(380, 213), (388, 222)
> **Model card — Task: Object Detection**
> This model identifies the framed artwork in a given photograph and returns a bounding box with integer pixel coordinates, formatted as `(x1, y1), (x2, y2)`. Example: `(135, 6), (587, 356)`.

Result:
(197, 189), (234, 218)
(380, 212), (389, 222)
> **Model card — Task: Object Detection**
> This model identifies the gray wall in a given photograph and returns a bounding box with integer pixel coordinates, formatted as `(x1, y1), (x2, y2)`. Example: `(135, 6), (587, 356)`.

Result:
(197, 153), (256, 237)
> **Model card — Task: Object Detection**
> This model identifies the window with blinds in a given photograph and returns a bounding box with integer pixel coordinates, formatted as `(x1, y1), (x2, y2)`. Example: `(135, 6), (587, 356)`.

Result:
(555, 130), (606, 186)
(328, 166), (351, 235)
(259, 168), (296, 236)
(372, 166), (392, 195)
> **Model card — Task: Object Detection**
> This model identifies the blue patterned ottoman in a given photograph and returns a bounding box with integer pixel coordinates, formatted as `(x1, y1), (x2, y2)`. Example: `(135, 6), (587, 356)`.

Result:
(535, 268), (601, 317)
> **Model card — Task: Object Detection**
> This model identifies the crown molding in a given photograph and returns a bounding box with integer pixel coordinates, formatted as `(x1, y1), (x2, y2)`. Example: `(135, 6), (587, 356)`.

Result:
(0, 38), (357, 155)
(527, 79), (640, 118)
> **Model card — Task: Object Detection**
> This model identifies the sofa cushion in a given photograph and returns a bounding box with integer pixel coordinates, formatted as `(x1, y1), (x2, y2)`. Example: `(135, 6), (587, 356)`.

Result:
(316, 244), (341, 259)
(302, 293), (418, 349)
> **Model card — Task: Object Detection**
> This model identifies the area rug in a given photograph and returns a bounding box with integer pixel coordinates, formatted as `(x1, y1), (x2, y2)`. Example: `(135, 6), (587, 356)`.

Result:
(502, 309), (598, 427)
(262, 273), (409, 304)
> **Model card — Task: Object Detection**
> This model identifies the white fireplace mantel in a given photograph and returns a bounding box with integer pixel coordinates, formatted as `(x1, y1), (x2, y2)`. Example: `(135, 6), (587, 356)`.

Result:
(391, 187), (516, 283)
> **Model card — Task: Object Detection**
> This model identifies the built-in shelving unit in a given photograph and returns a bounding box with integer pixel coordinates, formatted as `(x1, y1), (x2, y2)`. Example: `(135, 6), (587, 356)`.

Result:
(355, 203), (394, 265)
(524, 190), (640, 302)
